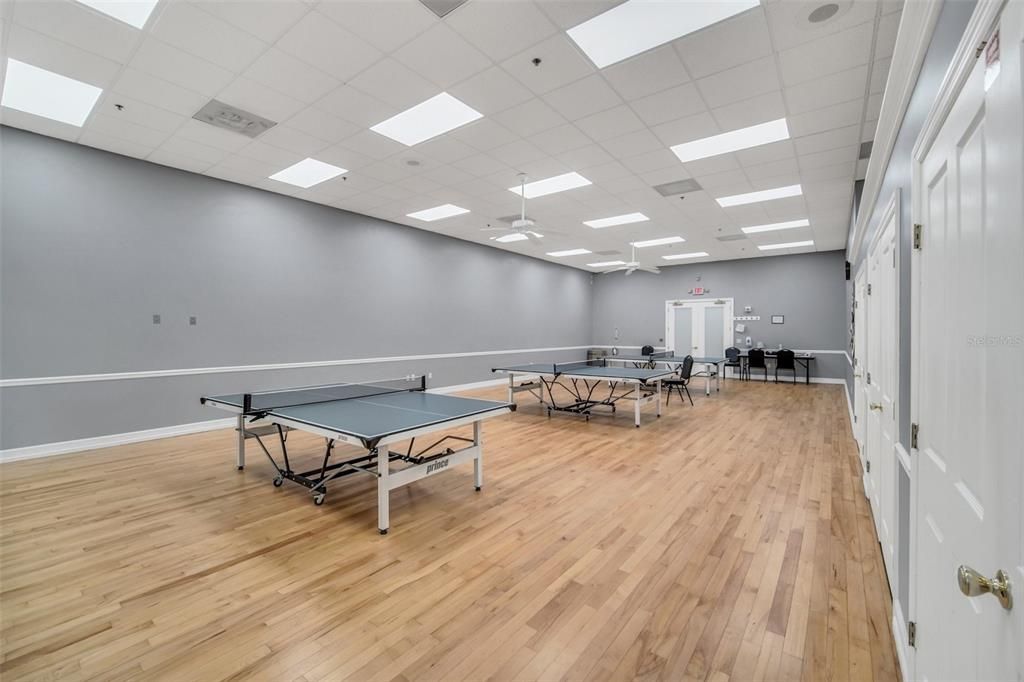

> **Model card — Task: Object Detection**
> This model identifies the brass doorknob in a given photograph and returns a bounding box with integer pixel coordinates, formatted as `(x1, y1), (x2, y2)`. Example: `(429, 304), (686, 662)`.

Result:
(958, 565), (1013, 610)
(869, 403), (883, 411)
(854, 372), (863, 378)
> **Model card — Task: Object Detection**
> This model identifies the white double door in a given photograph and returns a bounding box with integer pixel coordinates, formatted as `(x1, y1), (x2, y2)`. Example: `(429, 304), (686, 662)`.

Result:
(912, 2), (1023, 679)
(665, 299), (733, 360)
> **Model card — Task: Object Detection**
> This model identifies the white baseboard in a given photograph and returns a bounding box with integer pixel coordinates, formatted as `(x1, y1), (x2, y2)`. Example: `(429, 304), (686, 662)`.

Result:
(844, 380), (856, 433)
(892, 602), (911, 682)
(0, 378), (511, 465)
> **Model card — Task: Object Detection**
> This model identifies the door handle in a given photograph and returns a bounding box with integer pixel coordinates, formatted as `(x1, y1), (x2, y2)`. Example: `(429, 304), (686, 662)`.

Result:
(854, 372), (863, 378)
(869, 403), (883, 411)
(958, 565), (1013, 610)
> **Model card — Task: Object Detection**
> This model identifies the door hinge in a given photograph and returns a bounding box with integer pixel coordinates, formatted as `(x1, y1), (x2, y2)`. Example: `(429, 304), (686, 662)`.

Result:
(866, 372), (871, 384)
(913, 224), (923, 250)
(911, 423), (919, 449)
(866, 460), (871, 473)
(908, 621), (917, 647)
(867, 283), (872, 295)
(974, 41), (987, 59)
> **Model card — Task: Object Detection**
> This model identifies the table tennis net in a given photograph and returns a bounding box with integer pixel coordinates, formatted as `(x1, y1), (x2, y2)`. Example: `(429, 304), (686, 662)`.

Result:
(242, 376), (425, 413)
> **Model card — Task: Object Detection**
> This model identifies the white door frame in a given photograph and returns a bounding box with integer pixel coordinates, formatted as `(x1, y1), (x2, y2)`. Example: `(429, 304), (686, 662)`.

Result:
(665, 298), (735, 360)
(853, 267), (868, 459)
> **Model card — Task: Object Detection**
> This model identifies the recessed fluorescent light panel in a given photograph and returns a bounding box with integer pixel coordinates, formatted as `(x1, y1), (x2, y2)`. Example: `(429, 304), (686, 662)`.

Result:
(588, 260), (627, 267)
(269, 158), (347, 189)
(407, 203), (470, 222)
(509, 172), (592, 199)
(75, 0), (159, 28)
(741, 219), (810, 234)
(547, 248), (592, 257)
(371, 92), (482, 146)
(716, 184), (803, 207)
(632, 236), (685, 248)
(671, 118), (790, 164)
(567, 0), (758, 68)
(584, 212), (649, 229)
(663, 252), (710, 260)
(496, 233), (530, 243)
(1, 59), (102, 126)
(758, 240), (815, 251)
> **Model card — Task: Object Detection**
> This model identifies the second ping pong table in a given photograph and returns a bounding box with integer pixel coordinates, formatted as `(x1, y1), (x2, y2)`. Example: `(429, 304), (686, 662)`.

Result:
(605, 351), (727, 396)
(491, 359), (674, 427)
(201, 376), (514, 534)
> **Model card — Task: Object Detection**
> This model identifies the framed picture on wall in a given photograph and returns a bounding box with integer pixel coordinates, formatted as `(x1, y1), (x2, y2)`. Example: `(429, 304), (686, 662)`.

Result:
(771, 315), (785, 324)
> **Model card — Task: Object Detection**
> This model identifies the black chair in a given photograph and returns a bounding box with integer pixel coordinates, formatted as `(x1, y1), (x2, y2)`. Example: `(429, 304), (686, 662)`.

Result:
(775, 349), (797, 384)
(747, 348), (768, 382)
(724, 347), (741, 380)
(664, 355), (694, 406)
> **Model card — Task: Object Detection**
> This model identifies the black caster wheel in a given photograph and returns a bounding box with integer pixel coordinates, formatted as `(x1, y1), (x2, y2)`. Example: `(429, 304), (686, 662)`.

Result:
(313, 493), (325, 506)
(273, 476), (283, 487)
(237, 466), (245, 471)
(475, 486), (481, 492)
(379, 528), (389, 535)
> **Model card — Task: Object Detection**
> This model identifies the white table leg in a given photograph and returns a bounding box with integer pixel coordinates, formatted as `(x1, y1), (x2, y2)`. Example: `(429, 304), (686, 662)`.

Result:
(705, 366), (711, 396)
(507, 375), (514, 403)
(473, 421), (483, 491)
(634, 383), (641, 427)
(377, 446), (390, 535)
(236, 414), (245, 470)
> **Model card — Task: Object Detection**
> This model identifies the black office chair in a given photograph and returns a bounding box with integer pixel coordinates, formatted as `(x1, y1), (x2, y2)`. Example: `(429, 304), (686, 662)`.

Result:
(747, 348), (768, 382)
(724, 347), (741, 380)
(775, 349), (797, 384)
(664, 355), (694, 406)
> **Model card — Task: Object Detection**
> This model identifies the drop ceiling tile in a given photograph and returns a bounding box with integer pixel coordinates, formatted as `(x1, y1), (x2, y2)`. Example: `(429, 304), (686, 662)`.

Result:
(131, 37), (236, 97)
(155, 137), (228, 165)
(315, 143), (375, 172)
(451, 153), (512, 177)
(788, 99), (865, 138)
(214, 153), (285, 178)
(797, 145), (859, 170)
(361, 161), (418, 184)
(315, 85), (398, 128)
(650, 111), (718, 146)
(285, 107), (360, 144)
(173, 118), (253, 152)
(733, 139), (796, 167)
(243, 48), (340, 105)
(778, 22), (873, 87)
(193, 0), (311, 43)
(424, 164), (476, 187)
(620, 149), (679, 175)
(448, 66), (535, 115)
(346, 58), (438, 110)
(493, 99), (567, 138)
(554, 143), (615, 169)
(636, 165), (691, 188)
(710, 91), (786, 131)
(870, 57), (892, 94)
(6, 24), (122, 89)
(341, 129), (408, 160)
(449, 118), (519, 151)
(204, 164), (264, 187)
(112, 68), (208, 118)
(413, 136), (480, 164)
(79, 127), (158, 158)
(542, 74), (622, 121)
(629, 83), (706, 127)
(575, 105), (645, 141)
(147, 148), (216, 174)
(681, 153), (740, 178)
(217, 77), (305, 123)
(446, 0), (558, 62)
(258, 124), (331, 156)
(151, 2), (267, 72)
(94, 92), (188, 133)
(601, 44), (690, 100)
(12, 0), (142, 63)
(276, 10), (383, 82)
(393, 23), (491, 89)
(500, 33), (595, 95)
(524, 123), (592, 155)
(599, 129), (665, 159)
(311, 0), (436, 52)
(762, 196), (808, 221)
(536, 0), (621, 29)
(489, 139), (548, 167)
(794, 124), (861, 156)
(783, 65), (869, 114)
(673, 5), (772, 78)
(742, 157), (800, 182)
(874, 11), (901, 60)
(765, 1), (878, 52)
(695, 55), (780, 109)
(693, 168), (751, 191)
(237, 139), (306, 167)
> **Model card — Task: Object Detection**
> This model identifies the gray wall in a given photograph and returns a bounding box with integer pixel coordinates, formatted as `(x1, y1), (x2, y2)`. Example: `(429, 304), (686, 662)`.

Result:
(0, 127), (592, 449)
(590, 250), (849, 379)
(846, 0), (976, 623)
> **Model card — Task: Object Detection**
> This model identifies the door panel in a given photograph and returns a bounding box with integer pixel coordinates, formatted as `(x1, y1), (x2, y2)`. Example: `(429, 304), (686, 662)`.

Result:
(703, 305), (724, 357)
(673, 307), (693, 355)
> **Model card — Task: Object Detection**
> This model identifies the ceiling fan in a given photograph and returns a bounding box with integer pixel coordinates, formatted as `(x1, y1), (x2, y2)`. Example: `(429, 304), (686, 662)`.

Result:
(603, 244), (661, 276)
(480, 173), (556, 242)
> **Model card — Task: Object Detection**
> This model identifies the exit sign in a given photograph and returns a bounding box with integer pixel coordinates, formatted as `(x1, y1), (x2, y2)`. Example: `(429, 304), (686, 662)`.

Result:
(691, 287), (706, 295)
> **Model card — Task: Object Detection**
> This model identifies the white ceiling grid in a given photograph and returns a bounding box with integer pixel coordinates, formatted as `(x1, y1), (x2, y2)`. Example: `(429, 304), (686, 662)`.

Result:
(0, 0), (902, 270)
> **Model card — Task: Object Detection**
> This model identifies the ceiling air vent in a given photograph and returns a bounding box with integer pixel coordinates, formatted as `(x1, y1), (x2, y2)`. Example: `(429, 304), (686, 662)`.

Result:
(716, 234), (748, 242)
(859, 141), (873, 159)
(653, 178), (703, 197)
(419, 0), (469, 18)
(193, 99), (277, 138)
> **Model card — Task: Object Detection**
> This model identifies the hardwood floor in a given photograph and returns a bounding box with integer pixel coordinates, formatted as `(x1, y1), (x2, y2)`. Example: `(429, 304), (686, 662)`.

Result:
(0, 379), (899, 681)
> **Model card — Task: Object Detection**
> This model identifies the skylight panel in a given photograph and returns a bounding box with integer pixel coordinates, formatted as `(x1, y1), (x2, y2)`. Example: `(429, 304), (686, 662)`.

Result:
(671, 118), (790, 163)
(407, 204), (470, 222)
(758, 240), (815, 251)
(716, 184), (803, 207)
(75, 0), (159, 28)
(662, 252), (710, 260)
(547, 248), (592, 257)
(370, 92), (482, 146)
(268, 158), (347, 188)
(583, 212), (649, 228)
(632, 236), (685, 248)
(740, 219), (810, 234)
(509, 172), (592, 199)
(567, 0), (759, 69)
(1, 59), (102, 126)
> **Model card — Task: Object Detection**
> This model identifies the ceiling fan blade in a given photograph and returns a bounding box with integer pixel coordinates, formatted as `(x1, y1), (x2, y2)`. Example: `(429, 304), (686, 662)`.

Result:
(602, 266), (629, 274)
(526, 231), (545, 238)
(640, 266), (661, 274)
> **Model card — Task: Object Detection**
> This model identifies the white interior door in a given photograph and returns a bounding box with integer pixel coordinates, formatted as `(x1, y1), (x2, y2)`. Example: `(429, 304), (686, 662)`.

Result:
(865, 203), (898, 589)
(666, 299), (733, 358)
(912, 4), (1023, 679)
(672, 307), (694, 356)
(853, 269), (868, 458)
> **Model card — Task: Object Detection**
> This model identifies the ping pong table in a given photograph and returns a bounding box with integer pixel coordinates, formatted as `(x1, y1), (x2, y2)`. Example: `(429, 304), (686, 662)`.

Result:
(201, 376), (514, 534)
(491, 359), (674, 427)
(605, 351), (727, 396)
